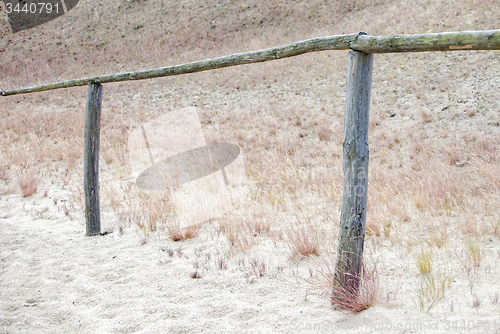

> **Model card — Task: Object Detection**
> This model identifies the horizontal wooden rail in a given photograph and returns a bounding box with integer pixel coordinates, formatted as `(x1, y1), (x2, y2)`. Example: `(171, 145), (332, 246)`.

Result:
(352, 29), (500, 53)
(1, 29), (499, 97)
(0, 33), (357, 96)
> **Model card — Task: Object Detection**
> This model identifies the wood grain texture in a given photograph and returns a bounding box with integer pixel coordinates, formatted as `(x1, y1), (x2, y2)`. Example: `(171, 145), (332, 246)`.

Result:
(2, 30), (499, 96)
(84, 83), (102, 237)
(352, 30), (500, 53)
(334, 51), (373, 292)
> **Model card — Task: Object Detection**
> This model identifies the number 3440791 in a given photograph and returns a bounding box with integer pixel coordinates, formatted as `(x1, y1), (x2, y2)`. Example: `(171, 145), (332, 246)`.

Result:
(5, 2), (60, 14)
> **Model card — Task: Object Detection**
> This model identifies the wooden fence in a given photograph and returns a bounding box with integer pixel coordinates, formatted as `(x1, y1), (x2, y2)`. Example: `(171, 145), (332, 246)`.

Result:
(2, 29), (500, 297)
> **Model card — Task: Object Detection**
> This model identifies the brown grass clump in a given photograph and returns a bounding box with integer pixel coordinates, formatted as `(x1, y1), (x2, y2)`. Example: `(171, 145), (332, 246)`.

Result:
(218, 218), (257, 252)
(247, 218), (272, 235)
(318, 125), (333, 141)
(285, 216), (323, 260)
(165, 222), (202, 241)
(17, 166), (39, 197)
(248, 257), (267, 278)
(427, 224), (449, 248)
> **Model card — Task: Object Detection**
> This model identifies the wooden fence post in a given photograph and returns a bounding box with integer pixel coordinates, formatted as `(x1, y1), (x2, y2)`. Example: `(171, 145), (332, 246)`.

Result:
(334, 51), (373, 295)
(84, 83), (103, 236)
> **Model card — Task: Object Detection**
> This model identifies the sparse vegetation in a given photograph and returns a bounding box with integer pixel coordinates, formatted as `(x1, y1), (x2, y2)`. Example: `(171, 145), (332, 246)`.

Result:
(218, 217), (258, 252)
(465, 239), (482, 268)
(248, 257), (267, 278)
(165, 222), (202, 241)
(17, 166), (39, 197)
(415, 249), (433, 275)
(285, 216), (323, 261)
(417, 271), (454, 313)
(427, 224), (449, 248)
(1, 0), (500, 329)
(471, 292), (482, 309)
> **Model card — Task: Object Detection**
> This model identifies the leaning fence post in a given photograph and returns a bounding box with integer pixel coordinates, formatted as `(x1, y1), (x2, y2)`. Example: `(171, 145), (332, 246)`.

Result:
(84, 83), (103, 236)
(334, 50), (374, 296)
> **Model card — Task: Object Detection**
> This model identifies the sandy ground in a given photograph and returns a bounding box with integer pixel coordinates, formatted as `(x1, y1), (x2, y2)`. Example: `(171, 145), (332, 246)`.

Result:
(2, 168), (500, 334)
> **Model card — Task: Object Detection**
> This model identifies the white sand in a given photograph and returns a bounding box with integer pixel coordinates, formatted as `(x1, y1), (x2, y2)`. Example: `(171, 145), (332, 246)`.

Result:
(2, 174), (500, 334)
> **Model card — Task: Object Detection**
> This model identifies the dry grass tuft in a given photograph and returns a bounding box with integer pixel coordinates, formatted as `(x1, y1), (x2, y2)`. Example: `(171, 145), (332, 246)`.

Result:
(243, 213), (273, 235)
(382, 220), (392, 238)
(17, 166), (39, 197)
(427, 223), (449, 248)
(417, 271), (454, 312)
(331, 264), (379, 313)
(307, 256), (379, 313)
(465, 239), (482, 268)
(318, 125), (333, 141)
(248, 257), (267, 278)
(460, 215), (480, 236)
(219, 218), (257, 252)
(415, 249), (433, 275)
(366, 215), (382, 237)
(104, 183), (176, 235)
(165, 222), (202, 241)
(285, 216), (323, 260)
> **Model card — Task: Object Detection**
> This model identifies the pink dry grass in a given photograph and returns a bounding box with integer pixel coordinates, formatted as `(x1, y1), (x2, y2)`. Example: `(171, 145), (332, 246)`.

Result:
(308, 256), (379, 313)
(331, 264), (379, 313)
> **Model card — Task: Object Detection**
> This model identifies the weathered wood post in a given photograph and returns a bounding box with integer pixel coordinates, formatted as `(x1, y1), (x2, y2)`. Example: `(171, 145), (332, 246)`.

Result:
(334, 50), (373, 297)
(84, 83), (103, 236)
